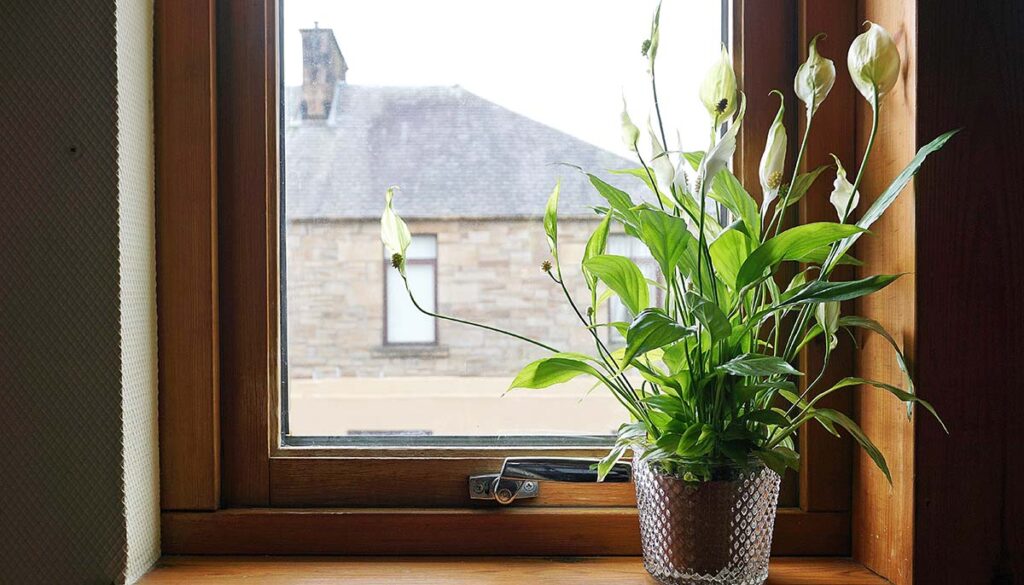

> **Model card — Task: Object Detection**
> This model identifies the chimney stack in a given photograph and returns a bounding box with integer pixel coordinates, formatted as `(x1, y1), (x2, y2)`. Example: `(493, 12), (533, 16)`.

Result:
(300, 24), (347, 119)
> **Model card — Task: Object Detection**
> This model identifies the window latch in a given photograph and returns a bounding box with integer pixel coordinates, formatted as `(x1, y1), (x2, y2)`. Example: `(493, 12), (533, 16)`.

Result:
(468, 457), (632, 505)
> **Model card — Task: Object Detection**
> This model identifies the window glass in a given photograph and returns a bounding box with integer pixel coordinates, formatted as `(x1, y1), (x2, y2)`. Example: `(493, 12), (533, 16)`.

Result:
(281, 0), (725, 443)
(385, 235), (437, 344)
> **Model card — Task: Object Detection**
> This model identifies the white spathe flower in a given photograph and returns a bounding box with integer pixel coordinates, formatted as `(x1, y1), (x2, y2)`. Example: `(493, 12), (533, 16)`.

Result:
(829, 154), (861, 221)
(795, 33), (836, 113)
(848, 21), (901, 104)
(648, 118), (675, 189)
(815, 301), (841, 351)
(759, 91), (788, 212)
(620, 96), (640, 150)
(699, 45), (738, 126)
(699, 92), (745, 189)
(381, 186), (411, 274)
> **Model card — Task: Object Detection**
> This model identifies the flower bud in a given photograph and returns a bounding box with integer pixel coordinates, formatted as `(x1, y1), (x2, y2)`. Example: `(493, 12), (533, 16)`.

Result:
(699, 45), (738, 125)
(759, 91), (787, 208)
(829, 154), (860, 221)
(645, 2), (662, 72)
(620, 96), (640, 150)
(381, 186), (411, 273)
(794, 34), (836, 113)
(847, 22), (901, 104)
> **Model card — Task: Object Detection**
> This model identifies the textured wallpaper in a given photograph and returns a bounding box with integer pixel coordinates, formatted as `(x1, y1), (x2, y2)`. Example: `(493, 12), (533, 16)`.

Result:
(0, 1), (159, 583)
(116, 0), (161, 581)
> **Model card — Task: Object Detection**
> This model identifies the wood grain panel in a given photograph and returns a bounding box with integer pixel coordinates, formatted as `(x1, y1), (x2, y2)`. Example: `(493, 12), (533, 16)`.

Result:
(851, 2), (917, 583)
(155, 0), (220, 511)
(270, 457), (636, 508)
(216, 0), (276, 506)
(140, 556), (888, 585)
(796, 0), (857, 513)
(912, 1), (1024, 583)
(161, 508), (849, 556)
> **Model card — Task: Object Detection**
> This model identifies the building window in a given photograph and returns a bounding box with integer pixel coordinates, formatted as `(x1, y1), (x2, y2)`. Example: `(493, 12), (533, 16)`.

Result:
(384, 234), (437, 344)
(606, 233), (660, 345)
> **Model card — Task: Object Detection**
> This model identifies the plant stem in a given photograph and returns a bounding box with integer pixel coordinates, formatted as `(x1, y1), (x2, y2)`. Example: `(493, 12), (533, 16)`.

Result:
(401, 274), (559, 353)
(768, 108), (815, 239)
(650, 63), (672, 161)
(635, 144), (665, 212)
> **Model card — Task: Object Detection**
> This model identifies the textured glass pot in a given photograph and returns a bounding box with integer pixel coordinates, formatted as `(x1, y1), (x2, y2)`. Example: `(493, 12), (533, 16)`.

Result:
(633, 453), (782, 585)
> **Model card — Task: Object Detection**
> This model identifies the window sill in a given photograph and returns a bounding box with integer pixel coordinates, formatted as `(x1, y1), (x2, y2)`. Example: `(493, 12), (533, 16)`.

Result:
(139, 556), (888, 584)
(372, 344), (450, 359)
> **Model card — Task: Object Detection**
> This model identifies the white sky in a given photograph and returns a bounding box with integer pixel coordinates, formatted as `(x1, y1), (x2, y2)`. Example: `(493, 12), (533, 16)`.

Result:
(282, 0), (724, 156)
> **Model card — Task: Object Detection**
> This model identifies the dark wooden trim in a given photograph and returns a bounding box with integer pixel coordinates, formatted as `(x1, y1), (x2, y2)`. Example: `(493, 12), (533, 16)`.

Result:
(161, 508), (850, 556)
(912, 1), (1024, 583)
(155, 0), (221, 511)
(217, 0), (277, 506)
(796, 0), (858, 514)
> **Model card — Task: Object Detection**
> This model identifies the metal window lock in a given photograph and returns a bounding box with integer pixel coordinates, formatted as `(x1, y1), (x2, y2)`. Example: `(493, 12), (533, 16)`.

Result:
(469, 457), (632, 505)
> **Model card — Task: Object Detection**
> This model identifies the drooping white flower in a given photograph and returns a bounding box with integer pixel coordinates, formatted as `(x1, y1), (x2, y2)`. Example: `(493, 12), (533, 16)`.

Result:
(829, 154), (861, 221)
(380, 186), (411, 274)
(759, 91), (788, 213)
(648, 118), (675, 189)
(848, 21), (901, 104)
(699, 92), (745, 189)
(699, 45), (738, 126)
(620, 96), (640, 150)
(815, 301), (840, 350)
(795, 33), (836, 113)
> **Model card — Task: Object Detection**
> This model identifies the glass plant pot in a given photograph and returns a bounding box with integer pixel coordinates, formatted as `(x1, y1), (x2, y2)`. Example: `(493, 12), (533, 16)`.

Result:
(633, 452), (781, 585)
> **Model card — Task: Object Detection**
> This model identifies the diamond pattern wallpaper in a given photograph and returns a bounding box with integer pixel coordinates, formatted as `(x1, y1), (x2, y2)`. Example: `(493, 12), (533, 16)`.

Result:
(0, 1), (159, 583)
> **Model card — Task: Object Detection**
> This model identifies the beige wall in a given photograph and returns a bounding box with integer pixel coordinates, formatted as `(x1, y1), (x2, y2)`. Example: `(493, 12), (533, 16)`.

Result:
(286, 217), (607, 379)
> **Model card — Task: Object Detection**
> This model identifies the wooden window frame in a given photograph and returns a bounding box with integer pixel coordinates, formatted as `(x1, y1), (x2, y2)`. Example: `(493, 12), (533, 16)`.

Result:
(382, 234), (439, 346)
(158, 0), (868, 558)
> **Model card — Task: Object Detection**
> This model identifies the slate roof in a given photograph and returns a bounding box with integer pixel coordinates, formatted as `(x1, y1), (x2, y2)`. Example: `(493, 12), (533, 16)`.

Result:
(284, 83), (645, 220)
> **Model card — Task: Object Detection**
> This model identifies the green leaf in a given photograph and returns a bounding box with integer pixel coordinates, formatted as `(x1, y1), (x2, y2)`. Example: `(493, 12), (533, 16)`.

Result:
(780, 274), (901, 307)
(742, 409), (792, 427)
(783, 165), (831, 208)
(813, 407), (892, 484)
(596, 445), (627, 482)
(709, 229), (752, 289)
(827, 129), (960, 272)
(736, 223), (865, 290)
(588, 174), (639, 225)
(838, 316), (915, 415)
(624, 308), (695, 368)
(813, 377), (947, 433)
(798, 246), (863, 267)
(582, 211), (613, 290)
(637, 209), (694, 281)
(644, 394), (686, 417)
(543, 182), (560, 258)
(684, 291), (732, 341)
(718, 353), (801, 377)
(755, 449), (789, 476)
(583, 255), (650, 316)
(509, 355), (603, 390)
(711, 169), (760, 240)
(683, 151), (704, 170)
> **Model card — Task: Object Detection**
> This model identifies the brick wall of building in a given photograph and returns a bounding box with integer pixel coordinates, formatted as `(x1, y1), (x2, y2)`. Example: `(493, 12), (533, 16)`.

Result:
(285, 217), (609, 380)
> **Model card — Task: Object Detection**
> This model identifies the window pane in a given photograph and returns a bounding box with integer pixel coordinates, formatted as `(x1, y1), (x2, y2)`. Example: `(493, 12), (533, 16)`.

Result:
(386, 241), (436, 344)
(281, 0), (724, 442)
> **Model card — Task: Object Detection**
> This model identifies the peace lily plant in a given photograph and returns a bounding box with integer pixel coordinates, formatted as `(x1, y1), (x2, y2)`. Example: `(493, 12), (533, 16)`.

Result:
(381, 17), (954, 485)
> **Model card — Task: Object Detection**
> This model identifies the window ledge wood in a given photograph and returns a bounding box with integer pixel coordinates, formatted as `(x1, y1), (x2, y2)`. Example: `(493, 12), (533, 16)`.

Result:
(139, 556), (889, 584)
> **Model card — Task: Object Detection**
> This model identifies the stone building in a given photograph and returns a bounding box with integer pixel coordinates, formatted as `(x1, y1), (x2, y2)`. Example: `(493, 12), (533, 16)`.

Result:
(282, 28), (650, 435)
